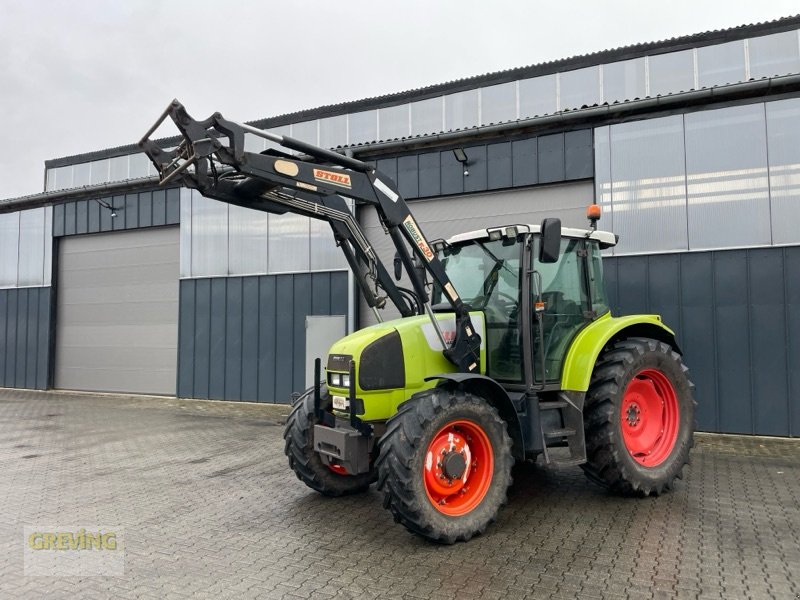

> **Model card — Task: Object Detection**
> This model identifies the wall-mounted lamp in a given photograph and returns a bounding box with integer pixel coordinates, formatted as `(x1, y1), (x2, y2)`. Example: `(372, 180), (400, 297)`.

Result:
(452, 148), (469, 176)
(95, 198), (121, 218)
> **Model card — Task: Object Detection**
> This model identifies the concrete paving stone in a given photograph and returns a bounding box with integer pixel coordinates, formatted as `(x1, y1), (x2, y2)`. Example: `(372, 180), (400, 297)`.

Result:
(1, 389), (799, 600)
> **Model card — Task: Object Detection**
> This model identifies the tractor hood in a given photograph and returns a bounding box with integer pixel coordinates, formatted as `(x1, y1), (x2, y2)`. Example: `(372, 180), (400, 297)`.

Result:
(324, 313), (486, 422)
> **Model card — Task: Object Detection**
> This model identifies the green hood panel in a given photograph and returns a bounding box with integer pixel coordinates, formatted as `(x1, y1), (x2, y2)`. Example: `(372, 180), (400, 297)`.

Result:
(325, 313), (486, 421)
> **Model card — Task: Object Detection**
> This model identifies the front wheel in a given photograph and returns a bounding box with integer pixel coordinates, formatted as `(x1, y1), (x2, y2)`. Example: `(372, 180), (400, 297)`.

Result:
(376, 388), (513, 544)
(283, 385), (375, 496)
(582, 337), (695, 496)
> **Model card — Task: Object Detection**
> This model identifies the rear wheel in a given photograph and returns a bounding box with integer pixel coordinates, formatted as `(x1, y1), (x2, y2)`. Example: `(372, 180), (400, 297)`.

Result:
(377, 388), (513, 544)
(283, 385), (375, 497)
(582, 337), (695, 495)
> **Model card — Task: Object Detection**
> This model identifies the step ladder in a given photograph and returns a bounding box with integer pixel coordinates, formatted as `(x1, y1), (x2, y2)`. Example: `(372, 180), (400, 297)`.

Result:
(539, 393), (586, 468)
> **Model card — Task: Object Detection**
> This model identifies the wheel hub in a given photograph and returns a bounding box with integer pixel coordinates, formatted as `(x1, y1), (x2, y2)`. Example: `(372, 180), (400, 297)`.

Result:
(442, 451), (467, 480)
(620, 369), (680, 467)
(423, 420), (494, 516)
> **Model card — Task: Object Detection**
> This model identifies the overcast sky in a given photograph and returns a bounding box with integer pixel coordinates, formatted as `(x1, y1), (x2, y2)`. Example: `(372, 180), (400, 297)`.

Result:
(1, 0), (798, 200)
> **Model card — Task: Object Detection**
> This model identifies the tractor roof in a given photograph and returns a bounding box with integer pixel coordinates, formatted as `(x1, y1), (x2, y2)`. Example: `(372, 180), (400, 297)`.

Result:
(446, 225), (618, 247)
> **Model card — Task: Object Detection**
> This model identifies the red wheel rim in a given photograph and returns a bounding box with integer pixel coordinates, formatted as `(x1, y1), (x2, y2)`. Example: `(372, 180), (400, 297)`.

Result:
(423, 420), (494, 516)
(620, 369), (680, 467)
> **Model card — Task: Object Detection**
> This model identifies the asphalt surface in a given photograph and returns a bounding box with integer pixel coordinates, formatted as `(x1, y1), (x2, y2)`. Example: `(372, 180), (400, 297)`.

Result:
(0, 388), (798, 599)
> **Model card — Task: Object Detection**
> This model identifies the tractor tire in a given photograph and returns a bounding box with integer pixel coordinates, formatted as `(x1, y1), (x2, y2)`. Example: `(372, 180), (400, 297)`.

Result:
(581, 337), (695, 496)
(376, 388), (514, 544)
(283, 385), (376, 497)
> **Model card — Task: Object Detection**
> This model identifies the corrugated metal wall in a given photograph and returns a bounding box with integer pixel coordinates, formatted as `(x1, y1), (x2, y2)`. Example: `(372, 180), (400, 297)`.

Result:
(177, 271), (349, 403)
(373, 129), (593, 201)
(0, 287), (52, 389)
(52, 188), (180, 237)
(605, 246), (800, 437)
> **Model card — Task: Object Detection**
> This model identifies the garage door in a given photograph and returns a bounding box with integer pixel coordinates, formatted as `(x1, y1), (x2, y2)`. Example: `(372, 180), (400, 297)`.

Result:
(55, 227), (179, 395)
(360, 181), (594, 326)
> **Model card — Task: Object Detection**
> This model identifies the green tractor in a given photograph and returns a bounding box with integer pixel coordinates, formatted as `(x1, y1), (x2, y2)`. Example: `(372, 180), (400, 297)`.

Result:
(142, 101), (695, 544)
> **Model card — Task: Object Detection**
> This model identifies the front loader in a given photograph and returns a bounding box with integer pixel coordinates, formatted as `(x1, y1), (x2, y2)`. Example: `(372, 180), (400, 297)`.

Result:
(140, 100), (695, 544)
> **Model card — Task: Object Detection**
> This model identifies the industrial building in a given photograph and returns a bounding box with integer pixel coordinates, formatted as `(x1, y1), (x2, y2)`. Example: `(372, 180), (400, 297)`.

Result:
(0, 16), (798, 437)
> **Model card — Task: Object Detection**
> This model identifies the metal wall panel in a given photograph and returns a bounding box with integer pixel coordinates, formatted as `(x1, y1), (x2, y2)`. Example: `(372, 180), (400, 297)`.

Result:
(228, 204), (269, 275)
(481, 82), (516, 125)
(0, 212), (19, 287)
(766, 98), (800, 245)
(418, 152), (441, 197)
(0, 287), (52, 389)
(51, 187), (181, 239)
(559, 66), (600, 110)
(605, 246), (799, 436)
(463, 145), (487, 193)
(190, 193), (228, 277)
(648, 49), (695, 96)
(177, 271), (349, 402)
(696, 40), (746, 87)
(749, 31), (800, 79)
(445, 90), (479, 131)
(378, 104), (410, 140)
(511, 138), (538, 187)
(268, 213), (309, 273)
(603, 58), (646, 103)
(519, 74), (557, 118)
(411, 97), (443, 137)
(487, 142), (512, 190)
(685, 104), (771, 250)
(609, 115), (688, 254)
(538, 133), (565, 183)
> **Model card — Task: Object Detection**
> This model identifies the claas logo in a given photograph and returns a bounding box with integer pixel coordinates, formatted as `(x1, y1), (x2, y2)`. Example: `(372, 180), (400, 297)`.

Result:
(313, 169), (352, 189)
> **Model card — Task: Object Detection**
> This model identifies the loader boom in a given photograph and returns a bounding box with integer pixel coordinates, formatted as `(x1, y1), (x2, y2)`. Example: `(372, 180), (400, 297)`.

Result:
(139, 100), (482, 373)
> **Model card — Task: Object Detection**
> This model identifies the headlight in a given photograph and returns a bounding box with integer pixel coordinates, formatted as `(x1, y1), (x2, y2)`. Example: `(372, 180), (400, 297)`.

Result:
(341, 374), (350, 388)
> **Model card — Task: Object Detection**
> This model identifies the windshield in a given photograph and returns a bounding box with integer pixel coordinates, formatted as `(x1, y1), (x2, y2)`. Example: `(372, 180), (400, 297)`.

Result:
(433, 238), (521, 309)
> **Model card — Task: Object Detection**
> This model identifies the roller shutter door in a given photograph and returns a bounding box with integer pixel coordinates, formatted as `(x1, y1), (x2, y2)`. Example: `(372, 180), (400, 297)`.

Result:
(359, 181), (594, 326)
(55, 227), (179, 395)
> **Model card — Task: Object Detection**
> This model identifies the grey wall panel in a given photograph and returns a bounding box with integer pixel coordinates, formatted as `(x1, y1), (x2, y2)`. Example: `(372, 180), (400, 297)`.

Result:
(713, 251), (751, 433)
(225, 277), (243, 401)
(55, 227), (179, 395)
(241, 277), (260, 401)
(53, 204), (65, 237)
(152, 190), (167, 227)
(748, 249), (789, 435)
(487, 142), (512, 190)
(51, 187), (180, 238)
(208, 278), (227, 399)
(5, 291), (17, 387)
(538, 134), (565, 183)
(177, 271), (348, 402)
(166, 188), (181, 224)
(192, 278), (211, 399)
(64, 202), (76, 236)
(606, 245), (799, 437)
(0, 286), (52, 390)
(376, 158), (397, 185)
(274, 274), (294, 403)
(565, 129), (594, 180)
(512, 138), (538, 186)
(292, 274), (312, 393)
(397, 155), (419, 199)
(177, 279), (195, 397)
(75, 200), (89, 235)
(787, 247), (800, 437)
(14, 288), (28, 388)
(440, 149), (464, 195)
(257, 276), (277, 403)
(418, 152), (441, 197)
(463, 145), (488, 193)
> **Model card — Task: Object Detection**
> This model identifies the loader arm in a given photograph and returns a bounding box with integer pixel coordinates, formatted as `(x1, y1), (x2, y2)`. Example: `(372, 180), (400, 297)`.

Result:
(139, 100), (481, 373)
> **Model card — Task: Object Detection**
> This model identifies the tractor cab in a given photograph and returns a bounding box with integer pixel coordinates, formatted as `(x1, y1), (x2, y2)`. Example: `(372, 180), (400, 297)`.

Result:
(432, 222), (617, 388)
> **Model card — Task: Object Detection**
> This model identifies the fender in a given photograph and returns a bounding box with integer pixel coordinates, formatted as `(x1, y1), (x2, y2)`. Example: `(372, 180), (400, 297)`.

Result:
(560, 312), (679, 392)
(425, 373), (527, 459)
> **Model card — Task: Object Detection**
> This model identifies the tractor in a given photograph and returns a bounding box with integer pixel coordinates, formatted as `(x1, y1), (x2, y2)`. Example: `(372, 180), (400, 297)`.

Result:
(141, 101), (695, 544)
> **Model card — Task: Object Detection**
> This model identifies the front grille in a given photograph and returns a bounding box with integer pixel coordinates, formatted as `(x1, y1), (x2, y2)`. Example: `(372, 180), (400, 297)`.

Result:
(327, 353), (353, 372)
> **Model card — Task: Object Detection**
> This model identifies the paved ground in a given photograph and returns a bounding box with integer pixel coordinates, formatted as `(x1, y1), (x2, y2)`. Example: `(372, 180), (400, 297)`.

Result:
(0, 389), (798, 600)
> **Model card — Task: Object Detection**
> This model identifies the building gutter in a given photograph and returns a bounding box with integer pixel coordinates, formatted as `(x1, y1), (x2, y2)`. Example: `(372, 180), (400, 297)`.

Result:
(0, 176), (162, 214)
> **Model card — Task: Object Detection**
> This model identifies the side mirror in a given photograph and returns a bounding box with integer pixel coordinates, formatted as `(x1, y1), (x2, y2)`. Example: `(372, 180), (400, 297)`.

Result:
(539, 218), (561, 264)
(393, 252), (402, 281)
